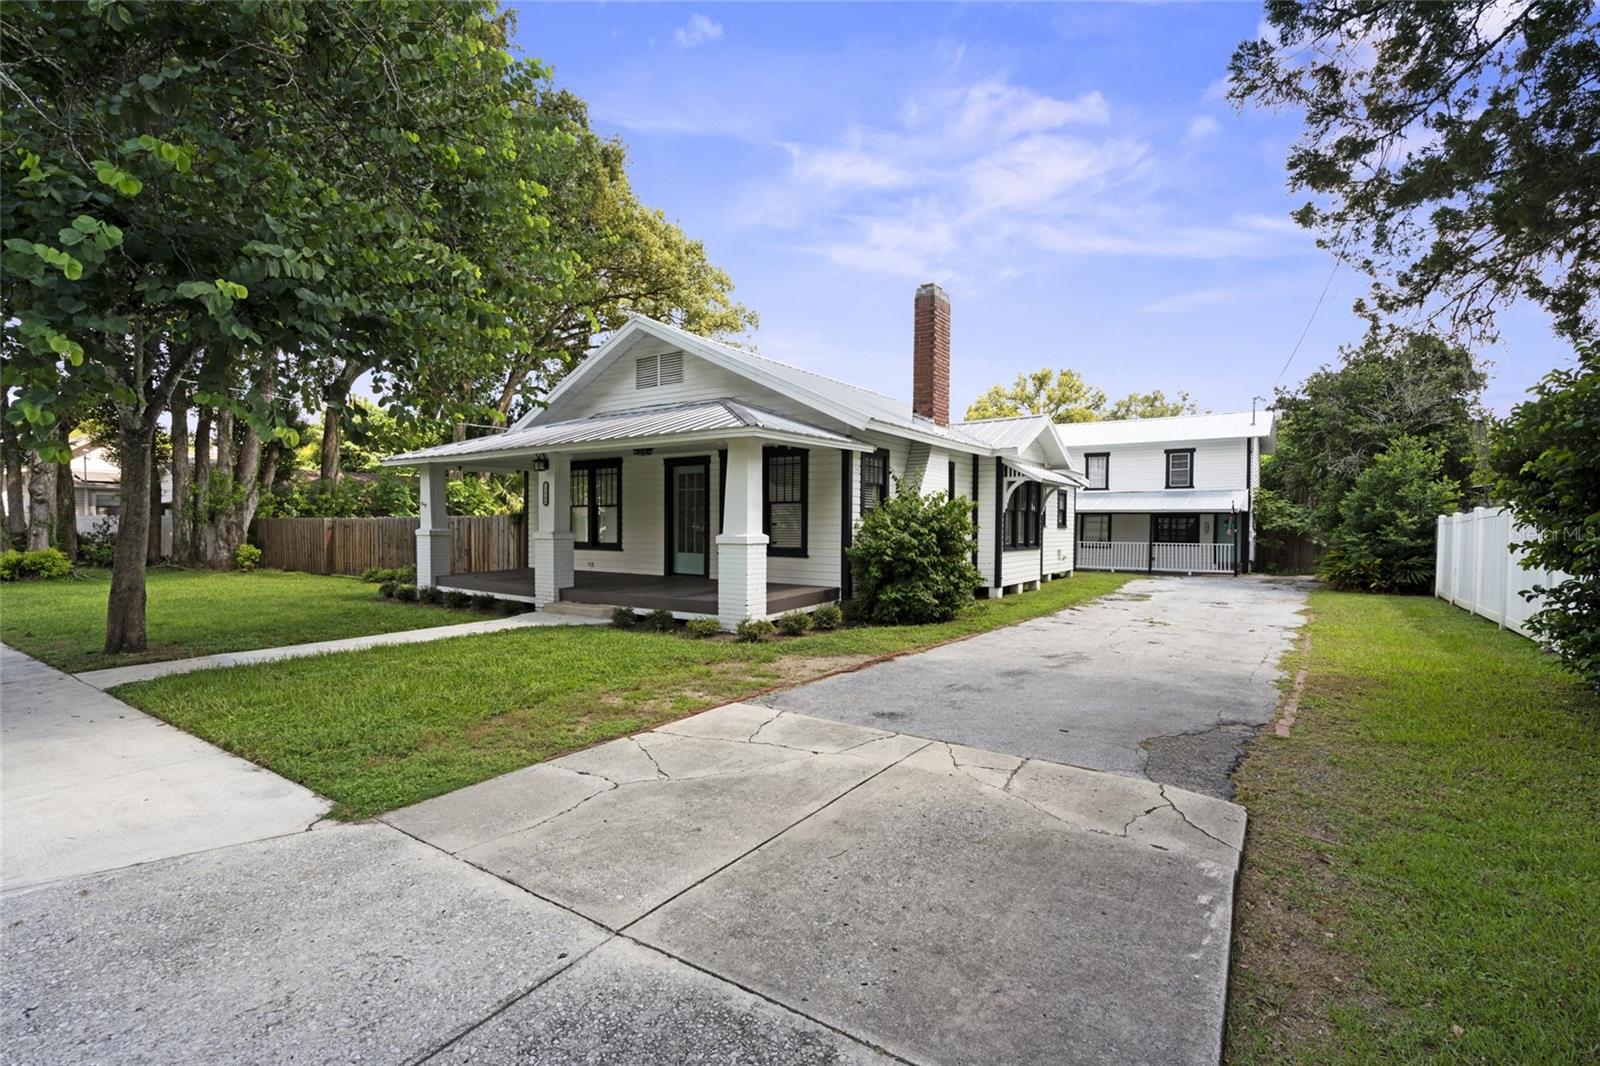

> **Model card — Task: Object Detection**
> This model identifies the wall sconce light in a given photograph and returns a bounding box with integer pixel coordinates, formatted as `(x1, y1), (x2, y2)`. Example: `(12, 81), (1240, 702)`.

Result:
(531, 454), (550, 472)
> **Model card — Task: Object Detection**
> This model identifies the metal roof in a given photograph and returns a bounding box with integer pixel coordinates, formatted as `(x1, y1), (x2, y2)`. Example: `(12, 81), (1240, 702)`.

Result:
(1005, 456), (1082, 488)
(384, 399), (860, 465)
(957, 415), (1055, 451)
(1051, 411), (1275, 447)
(1075, 489), (1249, 513)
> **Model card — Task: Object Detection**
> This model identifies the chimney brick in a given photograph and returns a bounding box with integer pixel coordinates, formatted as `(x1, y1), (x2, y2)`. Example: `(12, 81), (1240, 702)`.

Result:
(913, 282), (950, 426)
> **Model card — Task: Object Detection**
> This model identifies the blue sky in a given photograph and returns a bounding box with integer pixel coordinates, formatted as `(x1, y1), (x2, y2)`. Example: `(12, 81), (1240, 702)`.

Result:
(508, 2), (1564, 416)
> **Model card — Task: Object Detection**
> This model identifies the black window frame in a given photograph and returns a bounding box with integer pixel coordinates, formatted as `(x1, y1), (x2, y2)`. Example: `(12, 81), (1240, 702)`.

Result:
(571, 457), (623, 550)
(1003, 480), (1043, 550)
(1164, 448), (1195, 490)
(1078, 513), (1111, 542)
(1154, 514), (1200, 543)
(860, 448), (890, 515)
(1056, 489), (1069, 528)
(1083, 452), (1109, 491)
(762, 446), (809, 557)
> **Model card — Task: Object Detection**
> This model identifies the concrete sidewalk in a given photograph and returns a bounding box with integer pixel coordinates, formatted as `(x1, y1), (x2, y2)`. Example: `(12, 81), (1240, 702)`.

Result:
(0, 645), (330, 892)
(73, 608), (605, 689)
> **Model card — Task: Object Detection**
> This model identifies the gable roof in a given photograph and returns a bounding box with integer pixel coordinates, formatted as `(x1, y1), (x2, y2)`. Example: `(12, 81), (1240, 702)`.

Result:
(1050, 410), (1276, 447)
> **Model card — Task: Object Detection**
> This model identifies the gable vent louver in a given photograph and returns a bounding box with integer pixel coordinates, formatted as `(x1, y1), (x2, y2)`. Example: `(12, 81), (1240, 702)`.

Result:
(635, 355), (659, 389)
(659, 351), (684, 386)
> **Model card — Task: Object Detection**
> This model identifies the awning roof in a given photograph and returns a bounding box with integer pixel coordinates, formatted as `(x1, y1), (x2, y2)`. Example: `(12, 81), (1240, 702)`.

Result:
(384, 399), (866, 466)
(1075, 489), (1249, 512)
(1004, 457), (1082, 488)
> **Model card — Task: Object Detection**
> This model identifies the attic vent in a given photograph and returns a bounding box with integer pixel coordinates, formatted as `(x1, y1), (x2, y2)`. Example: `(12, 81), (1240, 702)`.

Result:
(659, 351), (684, 385)
(635, 355), (659, 389)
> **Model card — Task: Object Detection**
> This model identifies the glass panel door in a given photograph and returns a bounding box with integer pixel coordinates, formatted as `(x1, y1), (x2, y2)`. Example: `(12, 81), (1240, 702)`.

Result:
(672, 463), (708, 576)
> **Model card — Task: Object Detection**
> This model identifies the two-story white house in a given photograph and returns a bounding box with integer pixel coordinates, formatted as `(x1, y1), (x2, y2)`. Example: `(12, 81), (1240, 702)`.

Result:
(1052, 411), (1276, 574)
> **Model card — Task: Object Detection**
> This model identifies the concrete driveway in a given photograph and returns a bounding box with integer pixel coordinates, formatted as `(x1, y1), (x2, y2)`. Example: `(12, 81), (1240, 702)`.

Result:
(759, 575), (1309, 798)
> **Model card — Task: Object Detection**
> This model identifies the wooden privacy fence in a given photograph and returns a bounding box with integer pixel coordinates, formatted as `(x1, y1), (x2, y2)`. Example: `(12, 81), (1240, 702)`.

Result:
(251, 515), (526, 576)
(1435, 507), (1562, 639)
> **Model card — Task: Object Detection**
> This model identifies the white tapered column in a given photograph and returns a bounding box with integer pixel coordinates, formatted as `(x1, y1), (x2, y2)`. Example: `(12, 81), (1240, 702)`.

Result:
(531, 454), (574, 607)
(415, 464), (452, 588)
(716, 438), (768, 630)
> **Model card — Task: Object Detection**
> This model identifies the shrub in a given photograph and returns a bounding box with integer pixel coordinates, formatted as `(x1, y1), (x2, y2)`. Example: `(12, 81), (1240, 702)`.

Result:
(471, 593), (498, 611)
(611, 606), (637, 628)
(394, 583), (419, 602)
(419, 586), (444, 605)
(846, 488), (981, 624)
(78, 519), (117, 568)
(685, 617), (722, 639)
(360, 566), (383, 583)
(1318, 436), (1460, 594)
(233, 544), (263, 571)
(378, 580), (399, 599)
(775, 610), (811, 636)
(443, 590), (472, 609)
(1, 547), (72, 581)
(735, 618), (775, 643)
(811, 602), (843, 631)
(499, 597), (526, 614)
(643, 608), (677, 632)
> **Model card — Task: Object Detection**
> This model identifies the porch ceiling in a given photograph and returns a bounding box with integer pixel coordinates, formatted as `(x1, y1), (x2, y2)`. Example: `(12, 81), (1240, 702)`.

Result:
(1077, 489), (1248, 512)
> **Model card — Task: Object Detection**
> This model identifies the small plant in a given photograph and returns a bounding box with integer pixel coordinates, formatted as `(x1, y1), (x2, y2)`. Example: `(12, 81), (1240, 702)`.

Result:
(378, 580), (399, 599)
(735, 617), (775, 643)
(0, 547), (72, 581)
(443, 590), (472, 609)
(78, 519), (117, 568)
(471, 594), (498, 611)
(811, 602), (843, 631)
(775, 610), (811, 636)
(685, 617), (723, 639)
(394, 583), (419, 602)
(643, 608), (677, 632)
(359, 566), (384, 583)
(359, 564), (417, 585)
(611, 607), (637, 628)
(499, 597), (527, 615)
(233, 544), (263, 571)
(419, 586), (444, 605)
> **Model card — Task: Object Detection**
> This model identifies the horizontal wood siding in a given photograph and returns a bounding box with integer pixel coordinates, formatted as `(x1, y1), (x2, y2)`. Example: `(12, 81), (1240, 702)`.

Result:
(1044, 488), (1074, 574)
(1078, 437), (1252, 493)
(252, 515), (526, 576)
(574, 452), (666, 576)
(767, 447), (841, 589)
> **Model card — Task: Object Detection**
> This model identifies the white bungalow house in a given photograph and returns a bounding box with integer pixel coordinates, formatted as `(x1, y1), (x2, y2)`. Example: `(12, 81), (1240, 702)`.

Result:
(1053, 410), (1277, 575)
(384, 284), (1085, 628)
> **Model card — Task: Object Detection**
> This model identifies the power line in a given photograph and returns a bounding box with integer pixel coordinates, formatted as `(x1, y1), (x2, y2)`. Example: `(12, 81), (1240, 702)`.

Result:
(1275, 259), (1339, 387)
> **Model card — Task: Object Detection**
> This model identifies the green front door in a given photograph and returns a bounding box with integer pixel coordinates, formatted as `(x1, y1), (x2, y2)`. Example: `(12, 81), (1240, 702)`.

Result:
(670, 461), (709, 576)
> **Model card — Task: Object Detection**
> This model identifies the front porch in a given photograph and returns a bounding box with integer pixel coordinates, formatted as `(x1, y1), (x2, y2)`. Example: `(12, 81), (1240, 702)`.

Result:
(436, 569), (838, 617)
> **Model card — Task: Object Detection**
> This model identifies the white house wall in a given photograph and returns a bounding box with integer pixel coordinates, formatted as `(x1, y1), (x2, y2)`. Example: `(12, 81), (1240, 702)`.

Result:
(1086, 438), (1253, 494)
(766, 447), (844, 589)
(1043, 488), (1074, 575)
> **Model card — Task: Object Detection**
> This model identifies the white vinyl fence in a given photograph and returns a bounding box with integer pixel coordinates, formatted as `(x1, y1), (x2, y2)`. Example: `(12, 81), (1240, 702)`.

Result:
(1435, 507), (1563, 638)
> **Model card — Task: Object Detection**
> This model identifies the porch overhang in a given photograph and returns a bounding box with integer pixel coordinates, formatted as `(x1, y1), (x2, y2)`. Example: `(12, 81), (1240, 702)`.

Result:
(1077, 489), (1249, 512)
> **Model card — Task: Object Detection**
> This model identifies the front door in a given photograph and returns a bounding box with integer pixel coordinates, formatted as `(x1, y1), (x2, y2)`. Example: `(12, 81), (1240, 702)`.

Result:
(667, 459), (710, 576)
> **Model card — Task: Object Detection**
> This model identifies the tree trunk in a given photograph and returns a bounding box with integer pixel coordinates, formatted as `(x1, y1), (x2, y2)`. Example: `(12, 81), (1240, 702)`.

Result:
(214, 407), (234, 479)
(318, 358), (363, 486)
(191, 404), (211, 564)
(147, 435), (163, 564)
(171, 388), (192, 563)
(105, 421), (155, 654)
(215, 374), (274, 562)
(54, 424), (77, 561)
(0, 391), (26, 544)
(26, 456), (55, 550)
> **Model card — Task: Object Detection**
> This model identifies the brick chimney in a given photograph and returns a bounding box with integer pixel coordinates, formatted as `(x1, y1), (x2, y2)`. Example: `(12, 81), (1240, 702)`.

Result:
(913, 282), (950, 426)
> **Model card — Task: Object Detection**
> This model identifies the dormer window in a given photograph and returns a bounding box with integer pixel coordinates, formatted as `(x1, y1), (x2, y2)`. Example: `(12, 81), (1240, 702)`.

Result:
(635, 351), (684, 389)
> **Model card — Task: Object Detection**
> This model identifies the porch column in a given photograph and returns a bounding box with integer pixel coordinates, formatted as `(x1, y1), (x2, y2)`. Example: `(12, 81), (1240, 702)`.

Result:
(415, 464), (451, 588)
(716, 438), (768, 630)
(531, 454), (574, 607)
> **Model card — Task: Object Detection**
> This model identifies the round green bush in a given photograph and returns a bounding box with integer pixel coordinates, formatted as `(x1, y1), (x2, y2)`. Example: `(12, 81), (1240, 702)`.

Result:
(775, 610), (811, 636)
(471, 594), (498, 611)
(846, 488), (981, 624)
(611, 607), (637, 628)
(811, 602), (844, 631)
(378, 580), (399, 599)
(735, 618), (775, 643)
(685, 617), (723, 639)
(419, 586), (444, 605)
(394, 583), (419, 602)
(0, 547), (72, 581)
(643, 608), (677, 632)
(233, 544), (263, 571)
(443, 590), (472, 609)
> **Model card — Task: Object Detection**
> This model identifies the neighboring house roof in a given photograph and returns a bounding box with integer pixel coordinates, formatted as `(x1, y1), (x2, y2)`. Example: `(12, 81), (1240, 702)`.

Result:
(1051, 411), (1275, 446)
(955, 414), (1055, 451)
(1078, 489), (1251, 512)
(385, 399), (867, 465)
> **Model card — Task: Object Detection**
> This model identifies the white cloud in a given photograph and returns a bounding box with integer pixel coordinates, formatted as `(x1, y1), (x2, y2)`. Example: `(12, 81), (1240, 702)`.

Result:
(1143, 286), (1252, 314)
(673, 14), (723, 49)
(784, 145), (909, 190)
(945, 82), (1111, 140)
(1185, 115), (1219, 142)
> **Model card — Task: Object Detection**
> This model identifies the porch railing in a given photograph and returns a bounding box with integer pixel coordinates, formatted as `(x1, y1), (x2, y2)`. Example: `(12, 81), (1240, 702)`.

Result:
(1077, 541), (1236, 575)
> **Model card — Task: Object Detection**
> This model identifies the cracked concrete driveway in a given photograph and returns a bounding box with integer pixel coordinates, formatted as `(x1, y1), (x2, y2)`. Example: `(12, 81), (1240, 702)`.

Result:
(758, 575), (1310, 798)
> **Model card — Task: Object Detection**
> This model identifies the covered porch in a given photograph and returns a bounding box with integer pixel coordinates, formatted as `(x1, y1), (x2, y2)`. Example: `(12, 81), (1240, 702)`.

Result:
(436, 568), (838, 616)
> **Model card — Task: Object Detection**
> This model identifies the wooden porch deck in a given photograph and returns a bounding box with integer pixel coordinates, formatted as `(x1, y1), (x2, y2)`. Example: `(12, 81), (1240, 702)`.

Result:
(434, 569), (838, 615)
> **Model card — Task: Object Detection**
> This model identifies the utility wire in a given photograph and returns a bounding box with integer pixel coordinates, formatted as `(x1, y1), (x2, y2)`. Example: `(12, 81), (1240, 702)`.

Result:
(1275, 259), (1339, 387)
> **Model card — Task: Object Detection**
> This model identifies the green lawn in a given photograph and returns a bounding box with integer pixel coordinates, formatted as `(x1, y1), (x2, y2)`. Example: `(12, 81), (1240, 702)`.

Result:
(0, 567), (479, 673)
(1226, 591), (1600, 1064)
(112, 571), (1133, 818)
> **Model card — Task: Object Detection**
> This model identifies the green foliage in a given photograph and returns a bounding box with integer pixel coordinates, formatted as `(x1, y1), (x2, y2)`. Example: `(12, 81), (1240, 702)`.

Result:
(966, 368), (1106, 423)
(377, 581), (399, 600)
(810, 602), (844, 631)
(470, 594), (498, 612)
(642, 608), (678, 633)
(0, 547), (72, 581)
(847, 489), (982, 625)
(685, 617), (723, 639)
(1319, 437), (1461, 594)
(442, 590), (472, 610)
(1231, 1), (1600, 343)
(260, 471), (419, 519)
(1103, 390), (1200, 420)
(611, 607), (637, 628)
(735, 618), (775, 643)
(418, 586), (444, 605)
(394, 584), (419, 603)
(360, 566), (416, 585)
(77, 519), (118, 568)
(232, 544), (262, 572)
(775, 610), (812, 636)
(1491, 342), (1600, 687)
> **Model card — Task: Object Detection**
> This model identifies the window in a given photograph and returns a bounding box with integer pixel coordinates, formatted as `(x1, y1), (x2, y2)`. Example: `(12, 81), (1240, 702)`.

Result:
(763, 447), (808, 556)
(1084, 453), (1109, 490)
(92, 491), (121, 517)
(1079, 514), (1110, 542)
(1003, 481), (1042, 549)
(1165, 449), (1194, 489)
(571, 459), (622, 549)
(860, 449), (889, 514)
(1056, 490), (1069, 528)
(1154, 514), (1200, 543)
(947, 460), (956, 500)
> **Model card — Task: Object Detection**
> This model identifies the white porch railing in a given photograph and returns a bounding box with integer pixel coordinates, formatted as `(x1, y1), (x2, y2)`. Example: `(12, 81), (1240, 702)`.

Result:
(1077, 541), (1236, 574)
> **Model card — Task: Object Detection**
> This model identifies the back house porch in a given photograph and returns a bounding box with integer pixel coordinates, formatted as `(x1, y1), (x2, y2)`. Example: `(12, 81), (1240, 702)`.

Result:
(1076, 505), (1248, 575)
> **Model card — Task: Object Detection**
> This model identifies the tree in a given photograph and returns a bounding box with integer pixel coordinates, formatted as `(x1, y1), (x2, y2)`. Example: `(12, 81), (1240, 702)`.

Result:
(966, 368), (1107, 423)
(1492, 342), (1600, 687)
(1319, 436), (1462, 593)
(1105, 390), (1200, 420)
(1230, 1), (1600, 343)
(1265, 330), (1483, 540)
